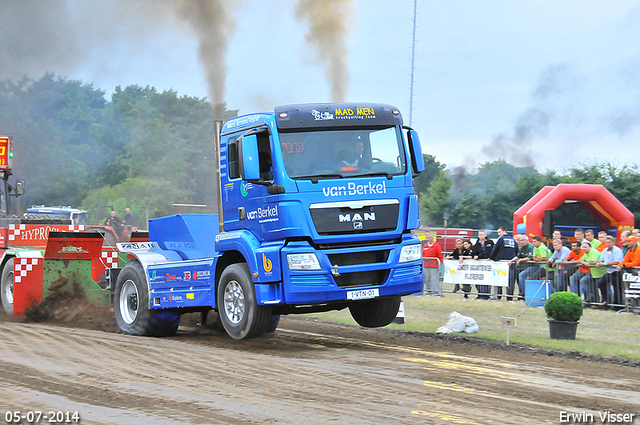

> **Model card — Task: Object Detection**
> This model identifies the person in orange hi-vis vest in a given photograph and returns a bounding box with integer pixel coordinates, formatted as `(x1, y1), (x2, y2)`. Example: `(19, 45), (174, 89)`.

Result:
(617, 236), (640, 271)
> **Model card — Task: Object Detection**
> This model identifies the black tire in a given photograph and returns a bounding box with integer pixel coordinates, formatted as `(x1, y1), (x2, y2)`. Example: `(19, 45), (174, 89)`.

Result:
(349, 295), (402, 328)
(114, 261), (180, 337)
(217, 263), (272, 340)
(265, 315), (281, 333)
(1, 258), (14, 315)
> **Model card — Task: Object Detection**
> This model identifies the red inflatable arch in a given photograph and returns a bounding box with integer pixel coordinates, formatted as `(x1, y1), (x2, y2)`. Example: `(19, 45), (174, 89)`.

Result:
(513, 184), (634, 242)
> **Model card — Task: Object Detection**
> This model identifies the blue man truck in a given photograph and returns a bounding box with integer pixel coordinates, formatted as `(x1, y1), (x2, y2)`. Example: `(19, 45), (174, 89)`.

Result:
(111, 103), (425, 339)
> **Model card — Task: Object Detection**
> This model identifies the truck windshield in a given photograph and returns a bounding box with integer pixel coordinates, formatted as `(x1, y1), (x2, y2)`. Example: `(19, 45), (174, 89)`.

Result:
(279, 126), (407, 180)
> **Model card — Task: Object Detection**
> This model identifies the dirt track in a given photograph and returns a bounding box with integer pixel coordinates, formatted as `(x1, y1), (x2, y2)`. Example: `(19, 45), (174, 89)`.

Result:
(0, 310), (639, 425)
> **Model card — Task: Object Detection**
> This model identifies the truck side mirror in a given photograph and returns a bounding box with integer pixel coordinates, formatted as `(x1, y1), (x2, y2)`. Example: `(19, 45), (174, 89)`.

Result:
(407, 129), (425, 175)
(238, 134), (261, 181)
(14, 179), (25, 196)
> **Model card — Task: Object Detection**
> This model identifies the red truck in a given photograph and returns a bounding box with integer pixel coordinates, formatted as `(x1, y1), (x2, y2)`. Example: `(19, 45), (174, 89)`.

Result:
(0, 135), (136, 317)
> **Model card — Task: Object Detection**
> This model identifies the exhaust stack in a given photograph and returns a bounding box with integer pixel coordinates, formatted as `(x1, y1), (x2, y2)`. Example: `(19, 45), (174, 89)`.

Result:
(214, 120), (224, 233)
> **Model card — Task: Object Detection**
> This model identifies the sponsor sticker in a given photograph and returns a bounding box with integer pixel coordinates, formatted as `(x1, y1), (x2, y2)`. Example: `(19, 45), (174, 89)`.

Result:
(311, 109), (334, 120)
(240, 181), (251, 196)
(58, 245), (89, 254)
(118, 242), (157, 252)
(226, 115), (262, 129)
(322, 181), (387, 197)
(193, 270), (211, 280)
(246, 205), (279, 223)
(262, 253), (273, 274)
(334, 107), (376, 120)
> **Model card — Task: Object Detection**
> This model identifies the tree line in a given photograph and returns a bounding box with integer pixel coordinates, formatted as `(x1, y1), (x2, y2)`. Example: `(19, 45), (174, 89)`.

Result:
(1, 73), (639, 230)
(0, 73), (237, 227)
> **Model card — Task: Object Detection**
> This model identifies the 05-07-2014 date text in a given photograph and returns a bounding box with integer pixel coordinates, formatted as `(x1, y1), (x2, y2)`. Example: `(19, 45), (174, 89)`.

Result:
(4, 411), (80, 424)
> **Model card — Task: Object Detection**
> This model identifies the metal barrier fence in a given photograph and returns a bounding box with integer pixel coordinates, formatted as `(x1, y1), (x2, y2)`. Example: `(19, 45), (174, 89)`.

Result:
(422, 256), (638, 312)
(421, 257), (442, 297)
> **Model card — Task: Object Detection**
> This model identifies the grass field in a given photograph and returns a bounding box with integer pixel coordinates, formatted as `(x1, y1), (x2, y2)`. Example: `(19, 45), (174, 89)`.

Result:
(308, 294), (640, 359)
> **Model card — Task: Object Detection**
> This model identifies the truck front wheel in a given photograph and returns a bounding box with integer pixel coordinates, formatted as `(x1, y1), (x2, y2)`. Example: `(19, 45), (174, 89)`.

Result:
(114, 261), (180, 337)
(349, 295), (401, 328)
(0, 258), (14, 315)
(217, 263), (272, 340)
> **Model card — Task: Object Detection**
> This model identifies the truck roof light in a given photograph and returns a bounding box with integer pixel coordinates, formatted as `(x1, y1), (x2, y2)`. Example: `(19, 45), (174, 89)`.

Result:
(392, 110), (400, 115)
(279, 112), (288, 118)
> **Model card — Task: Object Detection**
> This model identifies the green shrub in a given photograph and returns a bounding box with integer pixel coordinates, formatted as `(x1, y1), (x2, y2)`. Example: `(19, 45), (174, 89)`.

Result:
(544, 291), (584, 322)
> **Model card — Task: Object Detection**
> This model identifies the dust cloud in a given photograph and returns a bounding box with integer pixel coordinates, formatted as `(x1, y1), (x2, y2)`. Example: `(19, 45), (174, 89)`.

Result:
(481, 63), (573, 168)
(0, 0), (236, 120)
(148, 1), (236, 120)
(295, 0), (354, 102)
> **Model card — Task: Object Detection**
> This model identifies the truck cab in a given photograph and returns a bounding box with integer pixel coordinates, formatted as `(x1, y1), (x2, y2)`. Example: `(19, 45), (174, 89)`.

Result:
(23, 205), (90, 224)
(219, 103), (424, 304)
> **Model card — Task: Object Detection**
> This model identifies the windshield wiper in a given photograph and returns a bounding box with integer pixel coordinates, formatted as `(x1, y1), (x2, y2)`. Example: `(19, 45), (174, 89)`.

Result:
(355, 172), (394, 180)
(295, 174), (345, 183)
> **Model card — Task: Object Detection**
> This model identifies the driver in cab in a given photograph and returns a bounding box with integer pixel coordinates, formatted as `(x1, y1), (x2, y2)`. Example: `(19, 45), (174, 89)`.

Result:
(341, 140), (366, 168)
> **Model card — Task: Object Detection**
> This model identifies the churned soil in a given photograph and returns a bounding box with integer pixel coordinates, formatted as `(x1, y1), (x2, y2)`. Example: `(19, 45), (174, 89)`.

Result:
(0, 299), (638, 424)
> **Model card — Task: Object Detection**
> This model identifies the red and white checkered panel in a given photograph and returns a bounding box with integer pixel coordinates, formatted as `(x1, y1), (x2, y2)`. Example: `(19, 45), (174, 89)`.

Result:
(9, 224), (26, 241)
(13, 256), (44, 316)
(8, 224), (23, 233)
(14, 257), (40, 283)
(101, 250), (120, 269)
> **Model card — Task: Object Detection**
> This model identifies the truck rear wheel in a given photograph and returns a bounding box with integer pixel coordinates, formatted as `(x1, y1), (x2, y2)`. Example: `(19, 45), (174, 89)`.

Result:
(114, 261), (180, 337)
(217, 263), (272, 340)
(1, 258), (14, 315)
(349, 295), (401, 328)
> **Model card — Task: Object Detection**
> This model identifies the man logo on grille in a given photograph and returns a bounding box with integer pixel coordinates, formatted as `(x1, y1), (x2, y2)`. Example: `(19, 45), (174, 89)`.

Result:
(353, 221), (363, 229)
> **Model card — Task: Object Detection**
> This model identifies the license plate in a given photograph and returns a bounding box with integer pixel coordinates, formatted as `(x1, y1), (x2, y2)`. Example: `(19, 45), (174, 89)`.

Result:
(346, 288), (379, 300)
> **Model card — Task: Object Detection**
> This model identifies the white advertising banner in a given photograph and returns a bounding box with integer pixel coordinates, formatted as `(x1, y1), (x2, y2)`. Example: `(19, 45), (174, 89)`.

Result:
(442, 259), (509, 287)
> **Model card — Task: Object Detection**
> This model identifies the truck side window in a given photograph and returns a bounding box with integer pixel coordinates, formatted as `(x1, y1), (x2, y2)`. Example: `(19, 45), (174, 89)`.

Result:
(257, 133), (273, 181)
(227, 137), (240, 179)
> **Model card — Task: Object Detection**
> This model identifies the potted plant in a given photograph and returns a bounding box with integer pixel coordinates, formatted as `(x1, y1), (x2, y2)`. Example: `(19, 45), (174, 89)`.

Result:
(544, 291), (583, 340)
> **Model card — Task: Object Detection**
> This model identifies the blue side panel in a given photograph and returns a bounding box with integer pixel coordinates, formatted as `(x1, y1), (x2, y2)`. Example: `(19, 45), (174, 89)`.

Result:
(214, 230), (283, 283)
(149, 214), (219, 260)
(147, 259), (215, 309)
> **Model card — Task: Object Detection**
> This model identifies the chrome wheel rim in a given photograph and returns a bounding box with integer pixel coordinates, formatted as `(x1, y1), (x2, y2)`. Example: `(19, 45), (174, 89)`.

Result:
(119, 279), (139, 324)
(223, 280), (245, 324)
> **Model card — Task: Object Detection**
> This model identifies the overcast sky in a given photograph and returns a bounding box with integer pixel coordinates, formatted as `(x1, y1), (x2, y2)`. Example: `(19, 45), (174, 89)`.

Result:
(2, 0), (640, 172)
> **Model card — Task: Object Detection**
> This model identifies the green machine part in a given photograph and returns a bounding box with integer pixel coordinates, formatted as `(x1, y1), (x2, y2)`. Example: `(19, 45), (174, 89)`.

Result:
(43, 258), (110, 306)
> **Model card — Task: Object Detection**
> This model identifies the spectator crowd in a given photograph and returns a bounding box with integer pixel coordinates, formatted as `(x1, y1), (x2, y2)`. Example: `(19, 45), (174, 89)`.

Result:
(421, 226), (640, 308)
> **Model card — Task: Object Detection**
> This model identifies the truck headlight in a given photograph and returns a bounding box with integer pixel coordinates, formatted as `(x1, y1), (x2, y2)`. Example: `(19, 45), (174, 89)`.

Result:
(286, 253), (321, 270)
(399, 244), (421, 263)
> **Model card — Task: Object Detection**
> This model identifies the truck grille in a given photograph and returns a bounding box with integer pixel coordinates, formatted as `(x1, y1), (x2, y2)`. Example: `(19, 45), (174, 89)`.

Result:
(326, 250), (389, 266)
(333, 270), (389, 288)
(310, 201), (399, 235)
